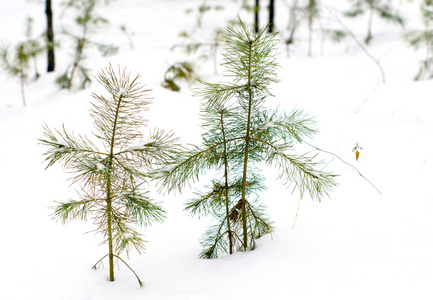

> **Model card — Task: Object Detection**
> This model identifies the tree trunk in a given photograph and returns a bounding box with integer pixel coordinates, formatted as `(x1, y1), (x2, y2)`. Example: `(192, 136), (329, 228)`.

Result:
(45, 0), (55, 72)
(105, 94), (123, 282)
(240, 40), (254, 250)
(220, 111), (233, 255)
(307, 0), (314, 57)
(19, 72), (26, 107)
(106, 178), (115, 282)
(254, 0), (260, 33)
(365, 7), (374, 45)
(268, 0), (275, 33)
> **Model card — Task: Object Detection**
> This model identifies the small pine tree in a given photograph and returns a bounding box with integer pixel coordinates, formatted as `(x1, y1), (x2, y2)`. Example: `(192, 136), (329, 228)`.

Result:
(0, 17), (44, 107)
(405, 0), (433, 80)
(282, 0), (346, 57)
(344, 0), (404, 45)
(155, 20), (337, 258)
(40, 65), (179, 285)
(56, 0), (118, 90)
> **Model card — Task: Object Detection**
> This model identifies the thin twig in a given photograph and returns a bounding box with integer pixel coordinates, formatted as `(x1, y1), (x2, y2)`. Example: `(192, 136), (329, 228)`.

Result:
(354, 79), (381, 113)
(326, 6), (385, 84)
(92, 253), (144, 287)
(292, 197), (301, 229)
(305, 141), (382, 194)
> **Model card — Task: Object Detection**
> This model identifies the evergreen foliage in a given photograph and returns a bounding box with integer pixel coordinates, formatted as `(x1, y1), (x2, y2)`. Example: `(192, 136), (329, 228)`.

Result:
(56, 0), (118, 90)
(405, 0), (433, 80)
(0, 17), (44, 107)
(344, 0), (404, 44)
(163, 61), (195, 91)
(283, 0), (347, 57)
(155, 20), (337, 258)
(165, 1), (225, 91)
(40, 65), (179, 285)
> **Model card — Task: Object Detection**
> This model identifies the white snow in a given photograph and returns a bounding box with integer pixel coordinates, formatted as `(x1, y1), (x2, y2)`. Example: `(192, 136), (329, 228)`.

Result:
(96, 162), (105, 171)
(261, 121), (275, 130)
(124, 233), (134, 239)
(117, 88), (126, 98)
(0, 0), (432, 300)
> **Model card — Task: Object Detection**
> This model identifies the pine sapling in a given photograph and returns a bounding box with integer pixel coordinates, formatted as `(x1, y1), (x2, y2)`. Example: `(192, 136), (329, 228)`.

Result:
(40, 65), (179, 285)
(344, 0), (404, 45)
(0, 17), (44, 107)
(156, 20), (337, 258)
(283, 1), (346, 57)
(56, 0), (118, 89)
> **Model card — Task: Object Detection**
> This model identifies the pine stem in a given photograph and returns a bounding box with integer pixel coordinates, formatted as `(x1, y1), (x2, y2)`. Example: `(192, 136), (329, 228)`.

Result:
(292, 197), (301, 229)
(219, 110), (233, 254)
(106, 94), (123, 281)
(241, 39), (254, 250)
(106, 178), (115, 282)
(307, 0), (314, 57)
(19, 72), (26, 107)
(365, 7), (374, 45)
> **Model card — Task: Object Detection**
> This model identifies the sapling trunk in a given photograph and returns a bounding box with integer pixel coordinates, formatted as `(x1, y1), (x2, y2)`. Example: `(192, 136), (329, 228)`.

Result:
(106, 92), (123, 281)
(307, 0), (314, 57)
(365, 7), (374, 44)
(67, 38), (85, 89)
(240, 39), (254, 250)
(219, 110), (233, 254)
(106, 177), (115, 281)
(19, 72), (26, 107)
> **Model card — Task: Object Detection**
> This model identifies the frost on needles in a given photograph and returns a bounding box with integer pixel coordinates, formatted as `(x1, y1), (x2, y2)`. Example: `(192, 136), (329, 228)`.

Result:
(40, 65), (180, 286)
(154, 20), (337, 259)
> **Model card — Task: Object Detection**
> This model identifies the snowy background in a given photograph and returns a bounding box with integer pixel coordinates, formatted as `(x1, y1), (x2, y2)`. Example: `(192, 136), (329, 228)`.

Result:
(0, 0), (432, 299)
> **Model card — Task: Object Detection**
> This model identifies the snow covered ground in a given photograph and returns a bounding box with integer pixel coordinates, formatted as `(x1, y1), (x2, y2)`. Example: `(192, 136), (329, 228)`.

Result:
(0, 0), (432, 299)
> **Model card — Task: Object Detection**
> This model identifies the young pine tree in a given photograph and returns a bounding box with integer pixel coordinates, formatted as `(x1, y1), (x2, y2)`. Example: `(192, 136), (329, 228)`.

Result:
(283, 1), (346, 57)
(156, 20), (336, 258)
(0, 17), (44, 107)
(56, 0), (118, 90)
(40, 65), (179, 285)
(344, 0), (404, 45)
(405, 0), (433, 80)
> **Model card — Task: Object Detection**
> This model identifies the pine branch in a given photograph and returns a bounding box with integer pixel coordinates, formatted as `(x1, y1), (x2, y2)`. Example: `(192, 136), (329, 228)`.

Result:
(51, 198), (96, 224)
(40, 124), (105, 169)
(251, 136), (337, 200)
(122, 190), (166, 227)
(251, 108), (318, 144)
(154, 136), (245, 193)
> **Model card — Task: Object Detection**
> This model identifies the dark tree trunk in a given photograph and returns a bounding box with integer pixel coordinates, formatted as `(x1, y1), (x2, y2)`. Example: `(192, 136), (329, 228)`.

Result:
(46, 0), (55, 72)
(268, 0), (275, 32)
(254, 0), (260, 33)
